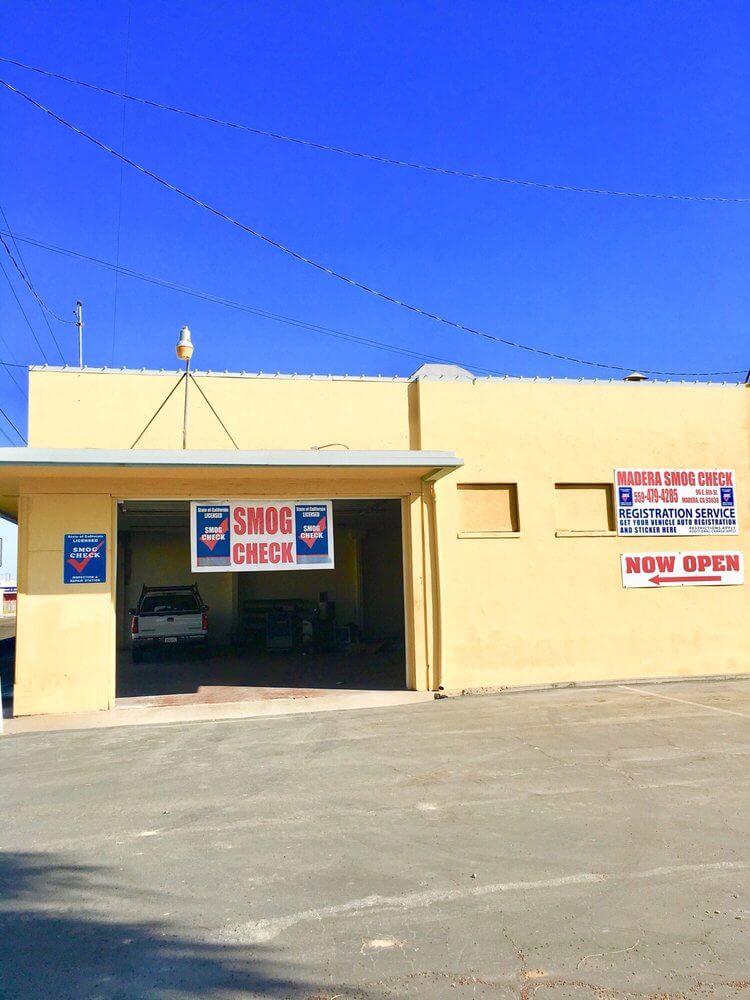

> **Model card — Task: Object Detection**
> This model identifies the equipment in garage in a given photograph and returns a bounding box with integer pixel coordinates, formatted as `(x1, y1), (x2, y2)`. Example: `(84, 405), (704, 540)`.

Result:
(238, 594), (339, 654)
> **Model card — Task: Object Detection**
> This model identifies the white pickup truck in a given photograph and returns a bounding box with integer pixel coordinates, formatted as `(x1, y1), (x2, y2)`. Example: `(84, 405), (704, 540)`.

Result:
(130, 585), (208, 662)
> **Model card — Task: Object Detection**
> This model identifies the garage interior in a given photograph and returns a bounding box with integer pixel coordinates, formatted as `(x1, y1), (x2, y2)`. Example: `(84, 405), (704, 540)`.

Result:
(115, 498), (407, 705)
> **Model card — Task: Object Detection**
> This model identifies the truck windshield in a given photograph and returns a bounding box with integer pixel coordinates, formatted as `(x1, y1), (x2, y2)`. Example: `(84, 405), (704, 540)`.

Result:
(139, 594), (200, 614)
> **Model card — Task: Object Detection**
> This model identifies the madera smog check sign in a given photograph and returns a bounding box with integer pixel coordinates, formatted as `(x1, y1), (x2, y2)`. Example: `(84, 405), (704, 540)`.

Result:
(190, 501), (334, 573)
(614, 468), (738, 536)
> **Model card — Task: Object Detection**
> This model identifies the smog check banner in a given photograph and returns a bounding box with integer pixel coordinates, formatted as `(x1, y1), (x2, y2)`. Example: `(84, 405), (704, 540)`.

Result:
(190, 501), (334, 572)
(614, 468), (738, 536)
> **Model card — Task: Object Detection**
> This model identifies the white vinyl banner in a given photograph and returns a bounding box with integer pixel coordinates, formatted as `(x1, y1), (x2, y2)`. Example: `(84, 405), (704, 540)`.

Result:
(620, 551), (744, 589)
(614, 468), (738, 536)
(190, 500), (334, 573)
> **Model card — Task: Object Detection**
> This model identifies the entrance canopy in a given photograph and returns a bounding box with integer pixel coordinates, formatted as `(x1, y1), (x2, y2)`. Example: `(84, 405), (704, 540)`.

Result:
(0, 447), (463, 520)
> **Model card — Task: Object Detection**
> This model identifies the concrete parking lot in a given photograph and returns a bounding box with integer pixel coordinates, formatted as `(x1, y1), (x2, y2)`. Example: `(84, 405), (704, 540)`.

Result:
(1, 679), (749, 999)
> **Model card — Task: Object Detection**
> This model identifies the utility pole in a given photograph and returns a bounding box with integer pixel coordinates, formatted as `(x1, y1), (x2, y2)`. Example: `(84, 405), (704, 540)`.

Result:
(75, 301), (83, 368)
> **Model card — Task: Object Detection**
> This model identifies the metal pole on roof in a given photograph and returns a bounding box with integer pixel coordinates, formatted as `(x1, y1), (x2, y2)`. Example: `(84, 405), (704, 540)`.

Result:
(75, 301), (83, 368)
(176, 326), (194, 449)
(182, 357), (191, 449)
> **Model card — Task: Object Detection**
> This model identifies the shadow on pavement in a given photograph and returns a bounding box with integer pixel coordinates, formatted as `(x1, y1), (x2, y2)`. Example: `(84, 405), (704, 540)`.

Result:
(0, 851), (361, 999)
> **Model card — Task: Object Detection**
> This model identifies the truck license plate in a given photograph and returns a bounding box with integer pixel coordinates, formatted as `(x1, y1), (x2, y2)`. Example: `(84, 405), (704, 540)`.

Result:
(164, 637), (178, 643)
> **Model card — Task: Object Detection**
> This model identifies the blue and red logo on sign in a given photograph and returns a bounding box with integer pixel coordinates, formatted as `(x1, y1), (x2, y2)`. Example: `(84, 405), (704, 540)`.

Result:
(64, 534), (106, 584)
(295, 504), (330, 564)
(195, 504), (231, 567)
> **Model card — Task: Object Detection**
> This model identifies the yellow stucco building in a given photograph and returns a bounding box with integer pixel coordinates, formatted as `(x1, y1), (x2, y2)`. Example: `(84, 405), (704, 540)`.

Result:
(1, 363), (747, 718)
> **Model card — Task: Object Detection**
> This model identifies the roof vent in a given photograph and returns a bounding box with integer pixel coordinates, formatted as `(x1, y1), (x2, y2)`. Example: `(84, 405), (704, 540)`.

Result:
(623, 371), (648, 382)
(411, 363), (475, 381)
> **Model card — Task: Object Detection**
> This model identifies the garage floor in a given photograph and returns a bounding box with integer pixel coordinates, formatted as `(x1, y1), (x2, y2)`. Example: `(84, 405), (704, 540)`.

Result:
(116, 645), (406, 706)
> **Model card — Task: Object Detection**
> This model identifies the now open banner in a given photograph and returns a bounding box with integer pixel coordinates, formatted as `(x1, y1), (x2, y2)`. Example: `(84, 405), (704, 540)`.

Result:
(621, 551), (744, 589)
(190, 501), (334, 573)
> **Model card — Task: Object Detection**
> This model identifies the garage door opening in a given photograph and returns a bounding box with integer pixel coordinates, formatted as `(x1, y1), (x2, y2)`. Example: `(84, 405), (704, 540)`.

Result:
(115, 498), (407, 706)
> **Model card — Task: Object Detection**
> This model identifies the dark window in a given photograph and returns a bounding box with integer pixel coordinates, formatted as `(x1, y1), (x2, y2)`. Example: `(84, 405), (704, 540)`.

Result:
(140, 593), (200, 614)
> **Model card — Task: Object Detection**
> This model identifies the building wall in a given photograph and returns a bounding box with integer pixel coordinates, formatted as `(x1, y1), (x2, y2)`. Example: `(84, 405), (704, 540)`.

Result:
(14, 369), (750, 714)
(27, 370), (413, 451)
(416, 378), (750, 688)
(14, 492), (117, 715)
(12, 466), (428, 714)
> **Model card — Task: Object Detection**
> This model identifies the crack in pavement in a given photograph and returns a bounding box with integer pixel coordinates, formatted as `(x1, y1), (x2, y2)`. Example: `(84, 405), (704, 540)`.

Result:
(216, 860), (750, 944)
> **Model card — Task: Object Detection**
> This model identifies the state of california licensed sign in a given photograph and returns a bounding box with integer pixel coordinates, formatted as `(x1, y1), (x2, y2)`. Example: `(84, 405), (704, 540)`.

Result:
(63, 533), (107, 584)
(190, 501), (334, 572)
(614, 468), (738, 536)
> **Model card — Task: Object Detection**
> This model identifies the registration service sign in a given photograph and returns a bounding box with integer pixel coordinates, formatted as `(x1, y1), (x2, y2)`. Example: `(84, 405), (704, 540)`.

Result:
(614, 468), (738, 536)
(191, 500), (334, 572)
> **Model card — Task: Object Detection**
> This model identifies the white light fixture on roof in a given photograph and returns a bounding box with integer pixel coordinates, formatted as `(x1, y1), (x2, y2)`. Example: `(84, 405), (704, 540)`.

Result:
(176, 325), (193, 450)
(176, 325), (194, 362)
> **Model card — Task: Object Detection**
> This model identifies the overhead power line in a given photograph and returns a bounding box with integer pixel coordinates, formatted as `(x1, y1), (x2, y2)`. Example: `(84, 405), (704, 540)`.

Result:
(0, 228), (516, 376)
(0, 203), (69, 369)
(0, 400), (26, 444)
(0, 252), (52, 366)
(1, 55), (748, 205)
(0, 79), (744, 379)
(110, 3), (133, 366)
(0, 230), (73, 331)
(0, 305), (28, 400)
(4, 227), (745, 383)
(0, 355), (28, 400)
(0, 420), (16, 445)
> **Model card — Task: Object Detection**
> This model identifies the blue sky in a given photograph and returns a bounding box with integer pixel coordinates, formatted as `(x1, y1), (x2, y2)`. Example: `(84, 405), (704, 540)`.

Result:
(0, 1), (749, 444)
(0, 518), (17, 584)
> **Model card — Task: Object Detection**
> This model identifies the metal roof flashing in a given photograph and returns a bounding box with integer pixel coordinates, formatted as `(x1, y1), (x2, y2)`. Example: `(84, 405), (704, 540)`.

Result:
(0, 447), (463, 477)
(26, 365), (742, 387)
(28, 366), (413, 383)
